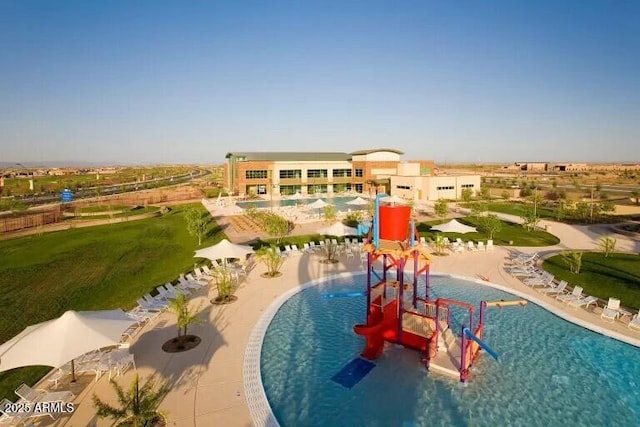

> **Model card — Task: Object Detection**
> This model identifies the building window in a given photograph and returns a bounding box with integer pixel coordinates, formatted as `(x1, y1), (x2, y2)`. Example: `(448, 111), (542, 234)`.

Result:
(355, 183), (363, 193)
(279, 169), (302, 179)
(355, 169), (364, 177)
(245, 170), (268, 179)
(332, 169), (352, 178)
(396, 185), (411, 190)
(307, 184), (327, 194)
(307, 169), (328, 178)
(280, 185), (302, 195)
(436, 186), (455, 190)
(461, 184), (475, 188)
(333, 183), (352, 193)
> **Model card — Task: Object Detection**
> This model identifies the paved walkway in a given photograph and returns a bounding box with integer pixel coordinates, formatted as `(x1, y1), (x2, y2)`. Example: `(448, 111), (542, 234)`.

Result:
(39, 206), (640, 427)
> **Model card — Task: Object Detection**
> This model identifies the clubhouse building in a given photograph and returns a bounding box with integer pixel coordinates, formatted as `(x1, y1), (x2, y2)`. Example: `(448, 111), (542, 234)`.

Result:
(224, 148), (480, 201)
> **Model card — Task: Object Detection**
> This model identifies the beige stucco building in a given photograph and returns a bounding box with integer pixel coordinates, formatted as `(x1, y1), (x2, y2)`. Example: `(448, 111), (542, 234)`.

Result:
(391, 162), (481, 201)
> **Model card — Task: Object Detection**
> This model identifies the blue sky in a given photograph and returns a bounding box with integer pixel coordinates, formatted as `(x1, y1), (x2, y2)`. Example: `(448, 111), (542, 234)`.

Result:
(1, 1), (639, 165)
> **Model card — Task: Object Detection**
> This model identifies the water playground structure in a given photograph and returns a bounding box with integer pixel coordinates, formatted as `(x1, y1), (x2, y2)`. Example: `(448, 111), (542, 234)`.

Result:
(353, 194), (526, 382)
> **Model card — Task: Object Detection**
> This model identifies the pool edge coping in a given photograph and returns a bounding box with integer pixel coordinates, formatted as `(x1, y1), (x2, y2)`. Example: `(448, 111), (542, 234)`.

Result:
(243, 271), (640, 427)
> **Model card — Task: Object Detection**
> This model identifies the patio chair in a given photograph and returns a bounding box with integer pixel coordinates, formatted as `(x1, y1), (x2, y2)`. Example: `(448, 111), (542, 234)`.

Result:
(202, 265), (217, 276)
(557, 286), (583, 303)
(567, 295), (598, 310)
(601, 298), (621, 322)
(137, 298), (166, 311)
(156, 285), (177, 300)
(467, 241), (476, 251)
(476, 241), (485, 251)
(179, 276), (202, 291)
(540, 280), (568, 295)
(144, 293), (168, 307)
(15, 384), (74, 404)
(1, 398), (29, 424)
(303, 242), (311, 253)
(486, 240), (494, 251)
(106, 349), (136, 377)
(523, 273), (554, 287)
(166, 282), (190, 296)
(183, 274), (206, 288)
(195, 266), (214, 281)
(628, 314), (640, 331)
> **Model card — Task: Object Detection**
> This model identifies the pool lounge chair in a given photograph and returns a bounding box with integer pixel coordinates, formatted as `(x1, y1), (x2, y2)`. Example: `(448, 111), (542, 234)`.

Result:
(523, 273), (554, 287)
(541, 280), (568, 295)
(567, 295), (598, 310)
(600, 297), (621, 322)
(557, 286), (583, 303)
(15, 384), (74, 404)
(628, 314), (640, 331)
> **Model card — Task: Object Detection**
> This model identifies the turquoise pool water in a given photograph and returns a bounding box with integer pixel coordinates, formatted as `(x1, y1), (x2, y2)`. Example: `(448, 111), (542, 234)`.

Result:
(236, 196), (364, 212)
(260, 274), (640, 426)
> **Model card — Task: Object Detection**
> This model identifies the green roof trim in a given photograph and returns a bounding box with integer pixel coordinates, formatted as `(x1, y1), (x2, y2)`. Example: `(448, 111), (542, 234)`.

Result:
(225, 152), (352, 161)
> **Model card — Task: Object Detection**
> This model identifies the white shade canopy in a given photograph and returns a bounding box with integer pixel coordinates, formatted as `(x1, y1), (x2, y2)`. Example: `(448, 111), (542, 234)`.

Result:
(194, 239), (254, 261)
(345, 196), (369, 206)
(430, 219), (477, 234)
(0, 309), (137, 372)
(317, 222), (358, 236)
(287, 192), (305, 200)
(379, 195), (407, 205)
(307, 199), (330, 209)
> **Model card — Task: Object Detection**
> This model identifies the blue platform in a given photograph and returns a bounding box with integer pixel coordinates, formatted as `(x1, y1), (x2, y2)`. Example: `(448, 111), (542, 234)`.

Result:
(331, 357), (376, 389)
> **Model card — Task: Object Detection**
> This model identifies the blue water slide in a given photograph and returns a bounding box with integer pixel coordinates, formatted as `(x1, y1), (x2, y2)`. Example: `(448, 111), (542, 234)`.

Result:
(463, 327), (500, 361)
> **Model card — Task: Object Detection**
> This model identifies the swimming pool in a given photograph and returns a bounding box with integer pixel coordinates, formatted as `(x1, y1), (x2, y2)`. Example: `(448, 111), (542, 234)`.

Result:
(236, 196), (366, 212)
(256, 273), (640, 426)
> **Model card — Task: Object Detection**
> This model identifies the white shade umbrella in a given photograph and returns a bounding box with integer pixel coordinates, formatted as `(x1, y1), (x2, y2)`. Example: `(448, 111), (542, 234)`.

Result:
(379, 195), (407, 205)
(307, 199), (329, 209)
(288, 192), (304, 200)
(194, 239), (254, 261)
(0, 309), (137, 377)
(430, 219), (477, 234)
(345, 196), (369, 206)
(317, 222), (358, 236)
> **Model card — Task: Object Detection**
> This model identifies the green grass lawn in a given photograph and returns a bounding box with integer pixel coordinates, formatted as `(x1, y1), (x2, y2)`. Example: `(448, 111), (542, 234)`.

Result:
(543, 252), (640, 309)
(417, 216), (560, 247)
(486, 202), (556, 219)
(0, 203), (224, 401)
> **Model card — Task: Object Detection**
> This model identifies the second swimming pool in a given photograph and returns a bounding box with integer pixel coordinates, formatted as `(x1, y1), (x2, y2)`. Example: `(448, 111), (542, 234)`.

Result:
(259, 274), (640, 426)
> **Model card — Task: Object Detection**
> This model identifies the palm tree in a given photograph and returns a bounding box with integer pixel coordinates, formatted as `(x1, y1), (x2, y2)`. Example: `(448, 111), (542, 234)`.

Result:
(93, 374), (169, 427)
(168, 293), (204, 346)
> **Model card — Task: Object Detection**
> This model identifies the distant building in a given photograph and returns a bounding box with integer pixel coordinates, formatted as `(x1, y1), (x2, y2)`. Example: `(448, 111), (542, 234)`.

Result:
(503, 162), (549, 172)
(223, 148), (478, 201)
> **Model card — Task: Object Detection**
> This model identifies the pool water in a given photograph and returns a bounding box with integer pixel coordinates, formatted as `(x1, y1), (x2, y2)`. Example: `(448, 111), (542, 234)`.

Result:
(236, 196), (365, 212)
(260, 274), (640, 426)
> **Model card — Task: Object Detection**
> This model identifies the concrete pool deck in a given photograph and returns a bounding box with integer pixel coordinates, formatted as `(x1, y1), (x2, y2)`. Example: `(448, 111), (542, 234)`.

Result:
(38, 209), (640, 427)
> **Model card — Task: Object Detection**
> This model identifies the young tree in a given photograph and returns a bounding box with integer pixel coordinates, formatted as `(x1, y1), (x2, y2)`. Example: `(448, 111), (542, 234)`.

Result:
(521, 207), (540, 231)
(501, 190), (511, 201)
(434, 198), (449, 222)
(478, 214), (503, 239)
(560, 251), (583, 274)
(433, 234), (449, 256)
(598, 236), (617, 257)
(184, 207), (208, 246)
(323, 205), (337, 223)
(256, 245), (286, 277)
(168, 293), (204, 346)
(262, 213), (293, 244)
(460, 188), (473, 204)
(93, 374), (169, 427)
